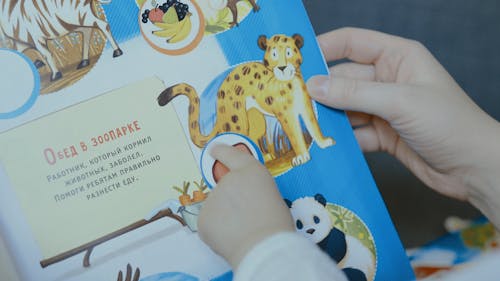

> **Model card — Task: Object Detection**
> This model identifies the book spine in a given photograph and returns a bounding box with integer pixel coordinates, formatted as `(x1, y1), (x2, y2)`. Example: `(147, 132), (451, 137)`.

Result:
(0, 233), (21, 281)
(0, 164), (41, 281)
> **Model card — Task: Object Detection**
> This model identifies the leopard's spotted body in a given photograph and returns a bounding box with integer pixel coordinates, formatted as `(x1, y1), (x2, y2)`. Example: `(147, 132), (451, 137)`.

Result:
(158, 34), (334, 166)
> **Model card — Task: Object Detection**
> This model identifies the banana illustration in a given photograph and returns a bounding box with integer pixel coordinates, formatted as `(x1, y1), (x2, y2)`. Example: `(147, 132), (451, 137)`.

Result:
(167, 13), (192, 43)
(151, 6), (180, 38)
(152, 21), (183, 38)
(153, 20), (179, 29)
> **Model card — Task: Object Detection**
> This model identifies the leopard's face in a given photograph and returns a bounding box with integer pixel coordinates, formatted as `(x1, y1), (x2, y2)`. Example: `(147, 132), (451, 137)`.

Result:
(258, 34), (304, 81)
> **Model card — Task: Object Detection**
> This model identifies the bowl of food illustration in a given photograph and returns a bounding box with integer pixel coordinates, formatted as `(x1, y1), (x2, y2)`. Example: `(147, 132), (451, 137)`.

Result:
(177, 202), (202, 232)
(171, 179), (208, 232)
(139, 0), (205, 55)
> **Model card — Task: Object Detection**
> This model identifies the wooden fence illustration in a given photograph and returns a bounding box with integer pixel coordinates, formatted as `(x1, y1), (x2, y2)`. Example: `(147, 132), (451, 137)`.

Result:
(40, 208), (185, 268)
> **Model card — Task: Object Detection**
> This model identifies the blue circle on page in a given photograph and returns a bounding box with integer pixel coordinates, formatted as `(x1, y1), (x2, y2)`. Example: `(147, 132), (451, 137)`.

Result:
(200, 133), (264, 188)
(0, 48), (40, 119)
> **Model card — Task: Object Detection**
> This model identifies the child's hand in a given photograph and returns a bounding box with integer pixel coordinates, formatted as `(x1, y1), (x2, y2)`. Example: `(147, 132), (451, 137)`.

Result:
(307, 27), (500, 228)
(197, 145), (295, 269)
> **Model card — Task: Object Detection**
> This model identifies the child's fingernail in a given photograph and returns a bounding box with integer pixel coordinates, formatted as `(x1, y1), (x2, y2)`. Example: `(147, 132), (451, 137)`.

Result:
(306, 75), (329, 99)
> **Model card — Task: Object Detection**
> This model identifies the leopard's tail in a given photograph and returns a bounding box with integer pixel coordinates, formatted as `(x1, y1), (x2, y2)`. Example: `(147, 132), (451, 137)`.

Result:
(157, 83), (218, 147)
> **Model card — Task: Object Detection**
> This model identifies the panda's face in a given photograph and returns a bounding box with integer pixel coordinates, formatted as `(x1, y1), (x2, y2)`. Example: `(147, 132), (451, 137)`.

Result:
(289, 197), (332, 243)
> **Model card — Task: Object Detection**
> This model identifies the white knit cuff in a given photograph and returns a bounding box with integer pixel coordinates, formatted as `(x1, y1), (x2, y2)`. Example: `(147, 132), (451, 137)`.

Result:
(234, 231), (348, 281)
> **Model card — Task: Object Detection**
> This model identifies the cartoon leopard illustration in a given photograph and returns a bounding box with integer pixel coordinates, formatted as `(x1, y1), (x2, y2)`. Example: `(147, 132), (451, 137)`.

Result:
(157, 34), (335, 167)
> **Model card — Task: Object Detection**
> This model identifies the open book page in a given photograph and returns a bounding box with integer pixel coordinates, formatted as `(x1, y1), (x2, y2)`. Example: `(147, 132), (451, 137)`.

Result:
(0, 78), (231, 281)
(0, 0), (415, 280)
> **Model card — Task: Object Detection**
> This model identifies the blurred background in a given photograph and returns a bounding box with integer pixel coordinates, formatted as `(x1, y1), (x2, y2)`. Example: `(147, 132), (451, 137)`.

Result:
(303, 0), (500, 248)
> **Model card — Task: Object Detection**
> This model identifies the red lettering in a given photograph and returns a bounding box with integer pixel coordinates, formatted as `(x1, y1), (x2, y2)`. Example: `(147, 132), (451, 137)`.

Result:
(127, 123), (135, 132)
(134, 120), (141, 131)
(44, 148), (57, 165)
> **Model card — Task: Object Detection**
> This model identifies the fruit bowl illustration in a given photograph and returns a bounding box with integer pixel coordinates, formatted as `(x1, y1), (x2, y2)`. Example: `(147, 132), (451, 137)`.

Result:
(139, 0), (205, 55)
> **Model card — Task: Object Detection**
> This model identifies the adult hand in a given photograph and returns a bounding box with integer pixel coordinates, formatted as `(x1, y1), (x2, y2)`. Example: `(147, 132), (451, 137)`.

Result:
(307, 27), (500, 228)
(197, 145), (295, 269)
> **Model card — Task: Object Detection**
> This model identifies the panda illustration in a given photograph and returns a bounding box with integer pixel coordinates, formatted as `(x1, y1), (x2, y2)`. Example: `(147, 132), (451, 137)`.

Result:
(285, 194), (376, 281)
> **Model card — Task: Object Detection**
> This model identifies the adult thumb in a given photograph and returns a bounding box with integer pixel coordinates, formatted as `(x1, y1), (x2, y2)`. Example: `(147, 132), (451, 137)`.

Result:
(307, 75), (408, 122)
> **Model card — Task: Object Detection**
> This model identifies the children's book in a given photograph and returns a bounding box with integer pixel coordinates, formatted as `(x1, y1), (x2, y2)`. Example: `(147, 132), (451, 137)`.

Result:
(0, 1), (415, 280)
(408, 217), (500, 279)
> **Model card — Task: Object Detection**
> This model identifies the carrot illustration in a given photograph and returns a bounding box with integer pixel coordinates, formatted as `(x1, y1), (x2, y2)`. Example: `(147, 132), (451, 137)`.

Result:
(192, 179), (208, 203)
(172, 181), (192, 206)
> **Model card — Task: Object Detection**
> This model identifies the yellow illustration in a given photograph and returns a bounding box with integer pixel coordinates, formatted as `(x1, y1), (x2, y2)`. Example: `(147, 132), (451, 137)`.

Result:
(0, 0), (123, 94)
(152, 10), (193, 44)
(199, 0), (260, 34)
(461, 222), (500, 250)
(139, 0), (205, 55)
(158, 34), (335, 175)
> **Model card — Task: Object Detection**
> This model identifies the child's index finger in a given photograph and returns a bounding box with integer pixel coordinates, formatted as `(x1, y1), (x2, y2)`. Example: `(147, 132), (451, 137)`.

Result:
(200, 134), (264, 187)
(210, 144), (256, 171)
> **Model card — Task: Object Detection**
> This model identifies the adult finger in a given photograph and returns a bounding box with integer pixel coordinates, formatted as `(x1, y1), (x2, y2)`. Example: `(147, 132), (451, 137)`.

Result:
(346, 111), (372, 127)
(352, 125), (380, 152)
(307, 75), (408, 122)
(209, 144), (258, 171)
(353, 126), (467, 200)
(330, 62), (375, 81)
(318, 27), (416, 64)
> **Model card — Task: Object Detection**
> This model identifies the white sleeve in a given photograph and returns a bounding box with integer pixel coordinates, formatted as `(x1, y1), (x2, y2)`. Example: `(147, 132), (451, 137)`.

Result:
(234, 232), (348, 281)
